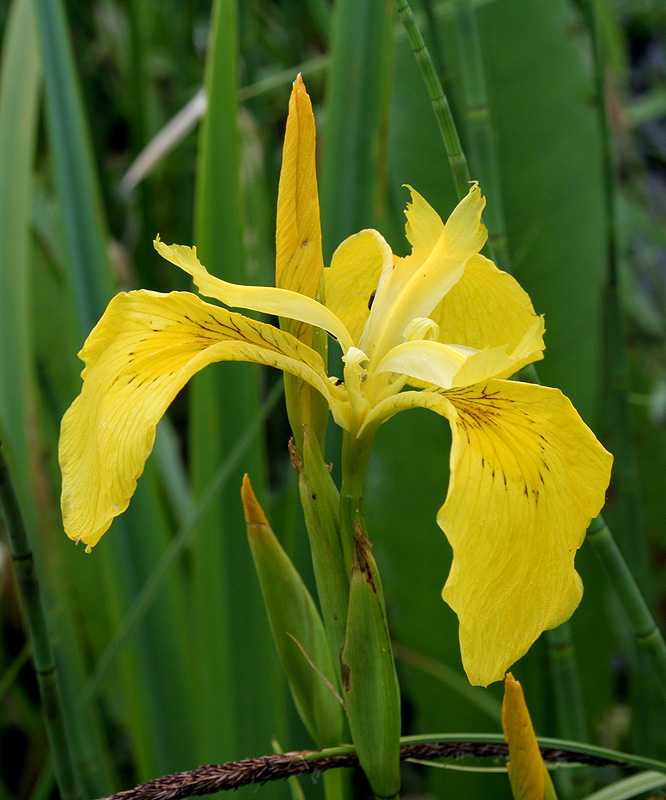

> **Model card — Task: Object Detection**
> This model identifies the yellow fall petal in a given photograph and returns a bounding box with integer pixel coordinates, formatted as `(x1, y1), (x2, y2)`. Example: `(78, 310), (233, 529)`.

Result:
(430, 253), (544, 354)
(503, 673), (558, 800)
(439, 379), (613, 686)
(59, 290), (346, 549)
(154, 238), (354, 352)
(325, 229), (393, 344)
(357, 379), (612, 687)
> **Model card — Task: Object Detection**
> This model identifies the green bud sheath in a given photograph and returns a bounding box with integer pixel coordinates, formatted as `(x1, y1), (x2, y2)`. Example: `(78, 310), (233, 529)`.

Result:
(341, 525), (401, 799)
(290, 428), (349, 656)
(242, 475), (344, 748)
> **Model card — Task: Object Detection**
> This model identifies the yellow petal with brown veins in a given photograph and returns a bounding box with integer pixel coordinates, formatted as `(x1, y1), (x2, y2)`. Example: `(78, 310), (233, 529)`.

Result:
(59, 290), (346, 549)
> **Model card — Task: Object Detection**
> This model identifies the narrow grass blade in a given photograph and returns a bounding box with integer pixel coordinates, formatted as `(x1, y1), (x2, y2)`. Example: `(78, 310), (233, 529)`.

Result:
(587, 515), (666, 699)
(0, 0), (41, 508)
(583, 771), (666, 800)
(191, 0), (277, 766)
(33, 0), (115, 332)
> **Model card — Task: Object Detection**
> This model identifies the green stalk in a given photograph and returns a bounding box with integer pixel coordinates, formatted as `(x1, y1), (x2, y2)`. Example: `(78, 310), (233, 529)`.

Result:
(0, 443), (80, 800)
(452, 0), (509, 271)
(587, 515), (666, 698)
(393, 0), (470, 201)
(584, 0), (660, 749)
(339, 431), (375, 572)
(339, 430), (401, 799)
(545, 623), (588, 744)
(545, 622), (590, 800)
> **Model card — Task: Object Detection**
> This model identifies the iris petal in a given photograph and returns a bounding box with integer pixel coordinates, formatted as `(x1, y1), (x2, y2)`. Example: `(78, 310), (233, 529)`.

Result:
(357, 379), (612, 686)
(431, 253), (544, 355)
(363, 185), (487, 362)
(154, 238), (354, 352)
(59, 290), (346, 549)
(275, 74), (323, 304)
(438, 379), (612, 686)
(325, 229), (393, 345)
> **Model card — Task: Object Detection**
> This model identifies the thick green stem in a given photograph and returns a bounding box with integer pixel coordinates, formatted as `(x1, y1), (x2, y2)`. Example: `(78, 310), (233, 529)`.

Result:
(0, 443), (80, 799)
(339, 431), (375, 568)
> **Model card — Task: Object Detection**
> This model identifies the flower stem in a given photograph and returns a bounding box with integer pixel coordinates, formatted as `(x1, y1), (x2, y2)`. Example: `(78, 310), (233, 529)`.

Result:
(0, 443), (80, 800)
(339, 431), (374, 568)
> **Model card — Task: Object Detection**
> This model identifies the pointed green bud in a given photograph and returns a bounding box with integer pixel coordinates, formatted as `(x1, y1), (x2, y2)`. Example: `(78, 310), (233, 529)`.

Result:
(242, 475), (344, 747)
(340, 525), (401, 799)
(290, 428), (349, 655)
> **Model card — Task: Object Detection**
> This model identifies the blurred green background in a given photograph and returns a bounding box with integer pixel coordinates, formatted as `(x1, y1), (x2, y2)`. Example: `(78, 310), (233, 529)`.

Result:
(1, 0), (666, 798)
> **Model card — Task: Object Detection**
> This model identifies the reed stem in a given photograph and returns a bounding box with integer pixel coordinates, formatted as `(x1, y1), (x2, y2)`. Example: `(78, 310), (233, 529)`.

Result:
(0, 443), (80, 800)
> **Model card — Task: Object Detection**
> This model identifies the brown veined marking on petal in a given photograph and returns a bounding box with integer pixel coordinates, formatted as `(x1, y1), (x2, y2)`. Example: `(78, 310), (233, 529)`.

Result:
(444, 385), (550, 505)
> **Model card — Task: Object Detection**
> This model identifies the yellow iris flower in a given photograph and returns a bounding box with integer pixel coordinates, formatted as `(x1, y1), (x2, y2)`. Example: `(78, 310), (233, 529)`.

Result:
(59, 76), (612, 686)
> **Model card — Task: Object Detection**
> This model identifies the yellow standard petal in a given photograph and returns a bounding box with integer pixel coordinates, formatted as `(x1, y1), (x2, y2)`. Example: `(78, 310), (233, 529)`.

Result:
(59, 290), (345, 550)
(431, 253), (544, 355)
(274, 75), (328, 444)
(362, 184), (487, 362)
(502, 673), (558, 800)
(325, 229), (393, 344)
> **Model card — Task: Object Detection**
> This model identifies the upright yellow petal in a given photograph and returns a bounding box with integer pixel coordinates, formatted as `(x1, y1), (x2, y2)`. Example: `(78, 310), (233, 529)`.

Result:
(437, 379), (612, 686)
(275, 74), (323, 305)
(430, 253), (544, 355)
(154, 238), (354, 352)
(325, 229), (393, 344)
(363, 185), (486, 362)
(274, 75), (329, 445)
(503, 673), (558, 800)
(402, 184), (444, 262)
(59, 290), (345, 549)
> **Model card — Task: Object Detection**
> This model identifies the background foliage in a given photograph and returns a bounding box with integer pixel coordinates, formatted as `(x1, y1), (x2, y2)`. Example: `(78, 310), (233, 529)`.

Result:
(1, 0), (666, 798)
